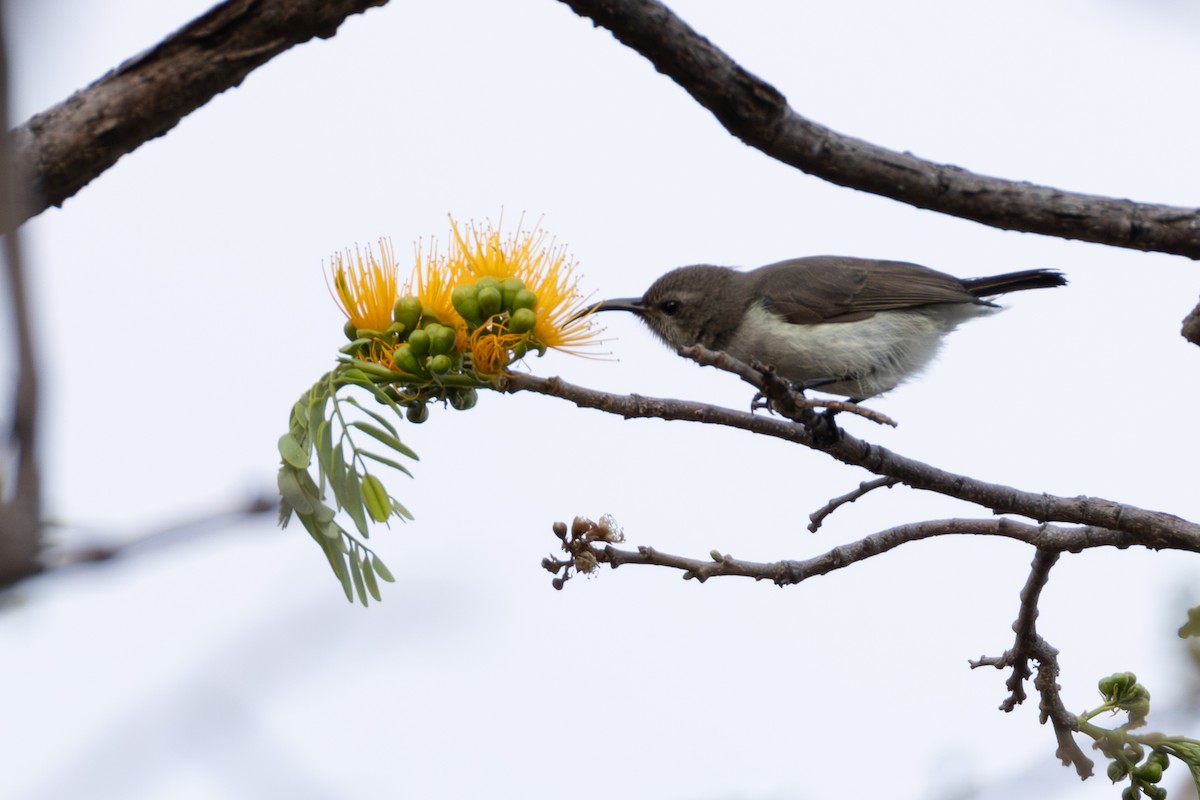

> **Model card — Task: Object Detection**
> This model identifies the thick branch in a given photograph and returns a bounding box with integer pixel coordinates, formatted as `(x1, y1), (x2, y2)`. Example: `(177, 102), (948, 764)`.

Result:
(6, 0), (389, 227)
(503, 372), (1200, 547)
(1183, 299), (1200, 346)
(560, 0), (1200, 259)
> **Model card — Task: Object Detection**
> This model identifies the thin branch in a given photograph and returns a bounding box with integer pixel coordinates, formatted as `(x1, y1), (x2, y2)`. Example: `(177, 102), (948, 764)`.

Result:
(503, 372), (1200, 548)
(1007, 549), (1060, 708)
(969, 548), (1061, 712)
(808, 477), (900, 533)
(559, 0), (1200, 260)
(6, 0), (389, 229)
(678, 345), (897, 428)
(969, 548), (1095, 778)
(544, 518), (1187, 590)
(1031, 637), (1093, 779)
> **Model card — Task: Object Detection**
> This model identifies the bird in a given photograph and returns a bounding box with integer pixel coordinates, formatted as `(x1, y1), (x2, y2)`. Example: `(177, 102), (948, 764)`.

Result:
(591, 256), (1066, 400)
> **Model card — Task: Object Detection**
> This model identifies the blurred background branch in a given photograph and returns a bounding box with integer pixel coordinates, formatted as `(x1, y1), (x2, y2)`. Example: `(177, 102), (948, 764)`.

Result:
(0, 2), (42, 587)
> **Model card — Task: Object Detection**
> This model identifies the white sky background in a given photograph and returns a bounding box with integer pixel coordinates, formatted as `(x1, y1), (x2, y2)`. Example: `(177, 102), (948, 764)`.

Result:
(3, 1), (1200, 798)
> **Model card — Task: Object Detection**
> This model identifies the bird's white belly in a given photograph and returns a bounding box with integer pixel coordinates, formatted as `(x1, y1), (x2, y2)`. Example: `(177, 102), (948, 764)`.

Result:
(725, 304), (994, 398)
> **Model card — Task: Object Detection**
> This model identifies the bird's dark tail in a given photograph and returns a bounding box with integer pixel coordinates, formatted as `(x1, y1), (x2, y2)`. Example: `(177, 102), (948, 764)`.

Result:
(963, 269), (1067, 298)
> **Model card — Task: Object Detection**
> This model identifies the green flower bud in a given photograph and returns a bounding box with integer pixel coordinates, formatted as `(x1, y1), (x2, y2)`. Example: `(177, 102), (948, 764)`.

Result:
(451, 284), (484, 327)
(1135, 761), (1163, 783)
(391, 344), (427, 377)
(500, 277), (525, 311)
(477, 285), (502, 318)
(428, 354), (452, 374)
(419, 307), (443, 328)
(407, 328), (431, 359)
(406, 402), (430, 424)
(1114, 672), (1138, 693)
(393, 296), (423, 334)
(509, 307), (536, 334)
(511, 288), (538, 312)
(1099, 675), (1117, 696)
(1107, 761), (1127, 782)
(362, 331), (392, 347)
(1124, 697), (1151, 719)
(1121, 787), (1138, 800)
(449, 387), (478, 410)
(343, 320), (359, 340)
(428, 324), (458, 357)
(1146, 751), (1169, 771)
(475, 276), (501, 292)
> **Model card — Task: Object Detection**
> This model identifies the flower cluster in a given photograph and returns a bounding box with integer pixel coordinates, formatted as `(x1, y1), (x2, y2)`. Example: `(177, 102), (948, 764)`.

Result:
(329, 217), (599, 420)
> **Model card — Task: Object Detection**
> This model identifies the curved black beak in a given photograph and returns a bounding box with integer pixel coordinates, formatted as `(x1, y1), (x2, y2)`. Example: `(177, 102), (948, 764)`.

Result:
(571, 297), (645, 322)
(592, 297), (645, 314)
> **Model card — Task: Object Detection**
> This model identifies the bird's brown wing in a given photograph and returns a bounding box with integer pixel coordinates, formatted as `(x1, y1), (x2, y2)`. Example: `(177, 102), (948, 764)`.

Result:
(754, 256), (979, 324)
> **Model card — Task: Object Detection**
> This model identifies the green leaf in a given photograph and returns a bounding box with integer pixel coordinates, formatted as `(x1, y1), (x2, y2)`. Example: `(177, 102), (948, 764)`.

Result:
(344, 395), (401, 438)
(341, 468), (370, 539)
(361, 473), (392, 523)
(361, 450), (413, 478)
(315, 420), (333, 470)
(347, 359), (401, 381)
(338, 367), (372, 385)
(320, 536), (353, 602)
(362, 556), (382, 602)
(277, 467), (315, 515)
(312, 503), (337, 530)
(278, 497), (294, 528)
(349, 421), (419, 462)
(278, 433), (309, 469)
(391, 498), (414, 521)
(306, 380), (331, 445)
(349, 548), (368, 607)
(1178, 606), (1200, 639)
(371, 555), (395, 583)
(356, 379), (407, 418)
(290, 399), (309, 438)
(329, 444), (349, 511)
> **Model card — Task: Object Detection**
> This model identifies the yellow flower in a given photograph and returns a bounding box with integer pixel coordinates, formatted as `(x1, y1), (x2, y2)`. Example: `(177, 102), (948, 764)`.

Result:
(441, 216), (598, 356)
(467, 327), (524, 375)
(329, 239), (399, 332)
(332, 216), (600, 378)
(407, 238), (462, 330)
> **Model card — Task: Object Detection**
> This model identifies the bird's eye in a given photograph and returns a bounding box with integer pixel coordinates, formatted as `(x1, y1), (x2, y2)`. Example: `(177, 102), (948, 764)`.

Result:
(660, 299), (682, 316)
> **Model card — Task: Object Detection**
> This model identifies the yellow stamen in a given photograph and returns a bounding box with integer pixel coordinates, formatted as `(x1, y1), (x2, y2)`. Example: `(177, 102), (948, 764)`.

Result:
(328, 239), (399, 333)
